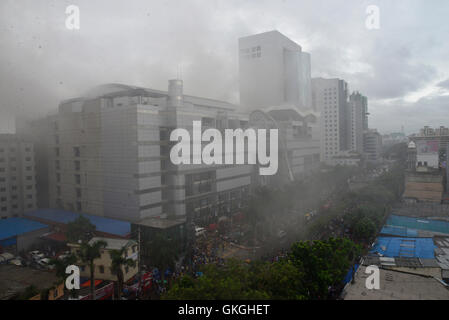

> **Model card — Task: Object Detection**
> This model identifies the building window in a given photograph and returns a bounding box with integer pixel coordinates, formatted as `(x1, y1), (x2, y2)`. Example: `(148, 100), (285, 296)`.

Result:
(73, 147), (80, 157)
(99, 265), (105, 274)
(74, 161), (80, 171)
(75, 174), (81, 184)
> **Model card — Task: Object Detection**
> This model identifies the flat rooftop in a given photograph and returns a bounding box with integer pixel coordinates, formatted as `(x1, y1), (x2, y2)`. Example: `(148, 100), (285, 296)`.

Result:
(343, 265), (449, 300)
(134, 217), (186, 229)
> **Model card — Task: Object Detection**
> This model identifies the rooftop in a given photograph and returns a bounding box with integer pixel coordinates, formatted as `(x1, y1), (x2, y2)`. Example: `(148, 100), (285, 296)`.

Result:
(370, 237), (436, 259)
(88, 237), (136, 250)
(343, 265), (449, 300)
(135, 217), (186, 230)
(0, 217), (48, 241)
(24, 209), (130, 237)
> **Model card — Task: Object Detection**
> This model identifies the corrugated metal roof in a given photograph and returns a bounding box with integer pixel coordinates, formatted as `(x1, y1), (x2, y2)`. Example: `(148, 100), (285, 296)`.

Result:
(25, 209), (130, 237)
(370, 237), (436, 259)
(0, 217), (48, 240)
(387, 215), (449, 235)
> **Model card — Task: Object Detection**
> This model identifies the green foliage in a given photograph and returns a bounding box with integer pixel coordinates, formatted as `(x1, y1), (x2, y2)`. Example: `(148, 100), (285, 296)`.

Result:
(77, 239), (107, 300)
(289, 238), (361, 300)
(163, 238), (360, 300)
(352, 217), (376, 242)
(50, 254), (78, 281)
(16, 285), (39, 300)
(145, 233), (178, 272)
(66, 215), (96, 243)
(110, 247), (136, 299)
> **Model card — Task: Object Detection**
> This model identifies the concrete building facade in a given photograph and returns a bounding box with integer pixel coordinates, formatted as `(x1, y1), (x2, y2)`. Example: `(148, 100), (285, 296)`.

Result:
(348, 92), (367, 154)
(312, 78), (350, 164)
(0, 134), (37, 219)
(42, 82), (251, 225)
(239, 30), (312, 110)
(363, 129), (383, 163)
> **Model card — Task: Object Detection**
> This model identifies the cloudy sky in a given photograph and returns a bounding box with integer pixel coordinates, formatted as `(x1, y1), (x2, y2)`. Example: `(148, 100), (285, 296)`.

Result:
(1, 0), (448, 134)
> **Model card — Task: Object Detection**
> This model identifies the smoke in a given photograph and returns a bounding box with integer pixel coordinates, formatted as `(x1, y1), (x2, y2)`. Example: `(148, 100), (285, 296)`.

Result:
(0, 0), (448, 133)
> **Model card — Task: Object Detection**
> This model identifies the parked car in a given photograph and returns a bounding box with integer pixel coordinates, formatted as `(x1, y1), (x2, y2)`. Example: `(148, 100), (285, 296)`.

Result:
(38, 258), (55, 270)
(9, 258), (23, 266)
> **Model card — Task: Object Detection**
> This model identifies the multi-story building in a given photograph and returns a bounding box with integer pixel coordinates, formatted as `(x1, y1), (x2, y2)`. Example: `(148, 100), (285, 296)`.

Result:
(312, 78), (350, 164)
(364, 129), (383, 163)
(249, 106), (320, 186)
(68, 237), (138, 283)
(0, 134), (37, 219)
(239, 30), (312, 110)
(16, 116), (55, 209)
(43, 81), (251, 226)
(410, 126), (449, 169)
(348, 92), (368, 154)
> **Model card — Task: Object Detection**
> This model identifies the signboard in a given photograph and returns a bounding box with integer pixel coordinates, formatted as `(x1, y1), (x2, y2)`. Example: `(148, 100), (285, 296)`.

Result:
(416, 140), (439, 154)
(80, 282), (114, 300)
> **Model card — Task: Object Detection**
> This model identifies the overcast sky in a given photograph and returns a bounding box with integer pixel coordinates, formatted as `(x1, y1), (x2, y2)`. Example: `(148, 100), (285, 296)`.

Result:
(1, 0), (448, 134)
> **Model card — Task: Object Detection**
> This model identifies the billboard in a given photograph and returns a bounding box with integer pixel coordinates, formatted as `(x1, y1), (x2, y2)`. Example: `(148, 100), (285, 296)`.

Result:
(416, 140), (439, 154)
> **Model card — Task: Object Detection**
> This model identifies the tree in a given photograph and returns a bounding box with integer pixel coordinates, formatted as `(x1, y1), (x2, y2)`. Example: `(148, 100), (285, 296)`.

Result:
(109, 247), (136, 300)
(352, 217), (376, 243)
(49, 254), (78, 298)
(77, 239), (107, 300)
(144, 233), (178, 278)
(66, 215), (96, 243)
(289, 238), (361, 300)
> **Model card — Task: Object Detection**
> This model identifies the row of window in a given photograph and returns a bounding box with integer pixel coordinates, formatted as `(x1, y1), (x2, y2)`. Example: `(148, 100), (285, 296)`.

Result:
(0, 147), (32, 153)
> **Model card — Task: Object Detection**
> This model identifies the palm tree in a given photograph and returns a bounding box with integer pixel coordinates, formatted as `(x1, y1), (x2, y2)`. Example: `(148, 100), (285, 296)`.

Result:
(109, 247), (136, 300)
(77, 240), (107, 300)
(49, 254), (78, 298)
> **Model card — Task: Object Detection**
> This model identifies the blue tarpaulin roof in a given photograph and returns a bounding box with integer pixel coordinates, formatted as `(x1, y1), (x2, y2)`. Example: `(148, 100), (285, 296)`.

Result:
(387, 215), (449, 235)
(370, 237), (436, 259)
(380, 225), (419, 237)
(343, 264), (360, 284)
(0, 217), (48, 241)
(25, 209), (130, 237)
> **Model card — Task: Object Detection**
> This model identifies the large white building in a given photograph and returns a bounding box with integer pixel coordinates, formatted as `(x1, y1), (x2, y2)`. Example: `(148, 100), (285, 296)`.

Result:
(0, 134), (37, 219)
(312, 78), (350, 164)
(40, 81), (252, 225)
(239, 30), (312, 110)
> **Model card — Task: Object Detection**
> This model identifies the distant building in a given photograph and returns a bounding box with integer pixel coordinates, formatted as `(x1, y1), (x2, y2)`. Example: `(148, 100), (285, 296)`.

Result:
(329, 150), (362, 167)
(382, 132), (408, 147)
(239, 30), (312, 110)
(0, 134), (37, 218)
(249, 106), (320, 185)
(348, 92), (367, 154)
(364, 129), (383, 163)
(312, 78), (350, 164)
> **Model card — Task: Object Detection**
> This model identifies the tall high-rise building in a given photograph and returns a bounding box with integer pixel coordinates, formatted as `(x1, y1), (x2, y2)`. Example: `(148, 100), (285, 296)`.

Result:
(239, 30), (312, 110)
(0, 134), (37, 219)
(312, 78), (349, 163)
(348, 92), (368, 154)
